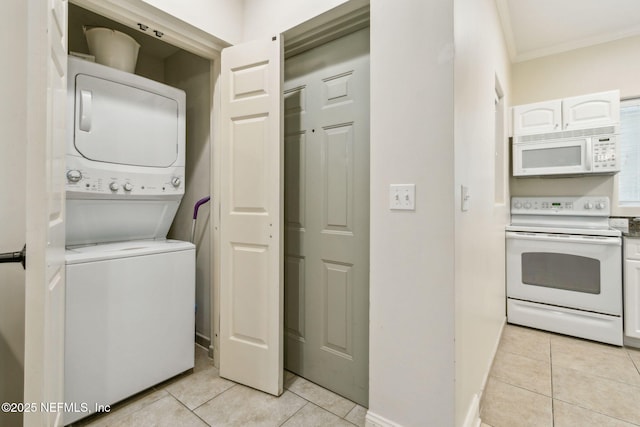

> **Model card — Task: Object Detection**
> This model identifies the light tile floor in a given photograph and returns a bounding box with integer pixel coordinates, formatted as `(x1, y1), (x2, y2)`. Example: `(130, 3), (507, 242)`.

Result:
(72, 345), (366, 427)
(480, 324), (640, 427)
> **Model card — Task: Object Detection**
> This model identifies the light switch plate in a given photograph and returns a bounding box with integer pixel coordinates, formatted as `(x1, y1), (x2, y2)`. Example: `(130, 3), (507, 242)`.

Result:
(390, 184), (416, 210)
(461, 185), (470, 212)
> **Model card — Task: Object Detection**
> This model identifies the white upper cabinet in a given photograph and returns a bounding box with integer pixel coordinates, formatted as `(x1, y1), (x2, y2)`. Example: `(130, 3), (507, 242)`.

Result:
(513, 90), (620, 137)
(512, 100), (561, 136)
(562, 91), (620, 131)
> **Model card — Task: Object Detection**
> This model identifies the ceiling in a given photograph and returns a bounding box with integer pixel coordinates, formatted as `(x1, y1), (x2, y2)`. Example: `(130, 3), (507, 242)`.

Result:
(496, 0), (640, 62)
(70, 1), (640, 64)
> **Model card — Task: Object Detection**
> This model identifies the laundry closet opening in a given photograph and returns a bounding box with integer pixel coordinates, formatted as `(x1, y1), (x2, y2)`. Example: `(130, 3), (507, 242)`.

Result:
(68, 0), (370, 409)
(67, 2), (214, 352)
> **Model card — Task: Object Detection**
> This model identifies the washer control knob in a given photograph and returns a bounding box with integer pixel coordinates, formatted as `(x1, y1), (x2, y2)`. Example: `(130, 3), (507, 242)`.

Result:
(171, 177), (181, 188)
(66, 169), (82, 182)
(123, 183), (133, 192)
(596, 202), (606, 210)
(584, 202), (593, 210)
(514, 201), (522, 209)
(524, 202), (532, 209)
(109, 182), (120, 192)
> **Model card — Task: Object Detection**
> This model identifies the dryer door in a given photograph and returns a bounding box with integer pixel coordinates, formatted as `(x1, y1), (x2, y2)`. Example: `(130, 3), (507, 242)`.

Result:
(73, 74), (180, 167)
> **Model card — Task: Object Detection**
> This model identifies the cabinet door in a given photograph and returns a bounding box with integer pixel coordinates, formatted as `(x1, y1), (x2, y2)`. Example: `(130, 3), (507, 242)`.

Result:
(625, 259), (640, 339)
(625, 238), (640, 260)
(512, 100), (561, 136)
(562, 90), (620, 131)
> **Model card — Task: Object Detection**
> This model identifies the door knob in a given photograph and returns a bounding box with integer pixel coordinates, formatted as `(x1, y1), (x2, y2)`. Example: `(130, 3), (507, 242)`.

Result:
(0, 244), (26, 269)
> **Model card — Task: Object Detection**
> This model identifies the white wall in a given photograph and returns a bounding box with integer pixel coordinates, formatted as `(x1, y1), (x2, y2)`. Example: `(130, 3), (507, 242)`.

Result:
(242, 0), (350, 41)
(243, 1), (456, 425)
(454, 0), (511, 424)
(165, 50), (213, 345)
(510, 35), (640, 201)
(369, 1), (456, 425)
(0, 1), (27, 426)
(512, 35), (640, 104)
(141, 0), (244, 44)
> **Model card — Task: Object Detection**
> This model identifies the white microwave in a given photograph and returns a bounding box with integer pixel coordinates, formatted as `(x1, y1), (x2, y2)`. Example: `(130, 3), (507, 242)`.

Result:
(513, 133), (618, 177)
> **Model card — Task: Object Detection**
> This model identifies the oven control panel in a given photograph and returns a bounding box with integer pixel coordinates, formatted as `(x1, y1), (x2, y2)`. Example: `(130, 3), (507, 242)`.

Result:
(511, 196), (610, 216)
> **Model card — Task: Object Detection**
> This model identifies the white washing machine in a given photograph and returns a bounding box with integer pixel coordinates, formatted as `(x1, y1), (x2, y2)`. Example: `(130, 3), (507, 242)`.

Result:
(64, 56), (194, 424)
(64, 240), (194, 424)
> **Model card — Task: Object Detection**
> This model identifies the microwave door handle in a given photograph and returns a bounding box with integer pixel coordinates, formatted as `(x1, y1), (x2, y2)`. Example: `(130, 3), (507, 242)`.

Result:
(585, 138), (592, 171)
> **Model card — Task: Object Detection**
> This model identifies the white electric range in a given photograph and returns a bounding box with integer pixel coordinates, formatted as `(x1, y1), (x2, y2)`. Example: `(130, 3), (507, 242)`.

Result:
(506, 196), (623, 345)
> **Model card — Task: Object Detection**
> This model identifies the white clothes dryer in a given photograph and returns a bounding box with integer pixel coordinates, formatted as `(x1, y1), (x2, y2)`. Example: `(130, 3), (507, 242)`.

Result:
(66, 56), (186, 246)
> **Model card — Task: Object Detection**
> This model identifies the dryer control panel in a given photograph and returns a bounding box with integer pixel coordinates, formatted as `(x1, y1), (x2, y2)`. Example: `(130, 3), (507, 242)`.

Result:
(65, 157), (184, 199)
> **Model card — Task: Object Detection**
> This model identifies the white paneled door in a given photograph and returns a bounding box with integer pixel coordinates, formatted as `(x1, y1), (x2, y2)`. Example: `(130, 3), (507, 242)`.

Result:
(283, 28), (370, 406)
(23, 0), (68, 426)
(219, 36), (284, 396)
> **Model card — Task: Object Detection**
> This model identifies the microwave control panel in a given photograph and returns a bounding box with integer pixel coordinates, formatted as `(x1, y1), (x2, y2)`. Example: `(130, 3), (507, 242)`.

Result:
(592, 136), (618, 172)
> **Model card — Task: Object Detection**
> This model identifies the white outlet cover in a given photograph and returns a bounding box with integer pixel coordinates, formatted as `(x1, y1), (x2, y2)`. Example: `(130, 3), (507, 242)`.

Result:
(609, 217), (629, 233)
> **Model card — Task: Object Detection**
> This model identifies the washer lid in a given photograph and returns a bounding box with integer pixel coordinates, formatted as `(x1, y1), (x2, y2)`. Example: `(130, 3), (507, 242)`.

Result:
(73, 73), (180, 167)
(65, 239), (194, 264)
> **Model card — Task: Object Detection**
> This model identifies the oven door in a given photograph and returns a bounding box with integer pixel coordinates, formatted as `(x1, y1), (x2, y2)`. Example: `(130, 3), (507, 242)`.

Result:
(513, 138), (590, 176)
(506, 231), (622, 315)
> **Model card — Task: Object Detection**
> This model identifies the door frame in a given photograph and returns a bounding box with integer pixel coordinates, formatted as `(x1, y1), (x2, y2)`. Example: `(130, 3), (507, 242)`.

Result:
(24, 0), (68, 424)
(20, 2), (224, 420)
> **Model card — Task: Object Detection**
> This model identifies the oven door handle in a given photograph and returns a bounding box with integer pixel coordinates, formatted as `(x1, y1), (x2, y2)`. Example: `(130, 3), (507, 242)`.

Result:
(506, 231), (621, 246)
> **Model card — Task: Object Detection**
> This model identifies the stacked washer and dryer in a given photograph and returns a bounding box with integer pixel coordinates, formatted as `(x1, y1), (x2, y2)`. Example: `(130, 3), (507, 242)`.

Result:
(64, 56), (195, 424)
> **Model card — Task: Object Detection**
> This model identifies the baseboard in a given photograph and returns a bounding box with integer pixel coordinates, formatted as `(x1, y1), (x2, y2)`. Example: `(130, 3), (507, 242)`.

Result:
(195, 332), (210, 350)
(462, 393), (481, 427)
(365, 410), (403, 427)
(477, 316), (506, 426)
(481, 317), (506, 393)
(624, 335), (640, 349)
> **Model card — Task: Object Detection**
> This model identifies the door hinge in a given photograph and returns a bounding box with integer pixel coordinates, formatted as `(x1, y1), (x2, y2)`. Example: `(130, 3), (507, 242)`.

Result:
(0, 244), (26, 269)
